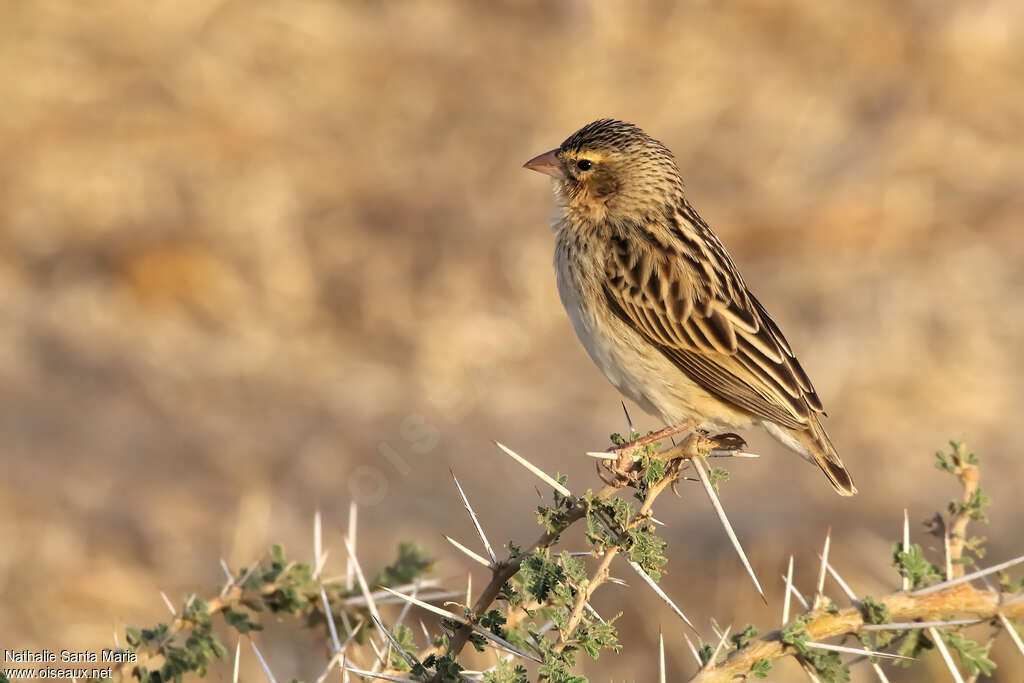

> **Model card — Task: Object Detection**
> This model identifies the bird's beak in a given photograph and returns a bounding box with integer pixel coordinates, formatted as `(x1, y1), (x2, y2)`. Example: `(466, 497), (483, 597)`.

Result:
(523, 148), (565, 179)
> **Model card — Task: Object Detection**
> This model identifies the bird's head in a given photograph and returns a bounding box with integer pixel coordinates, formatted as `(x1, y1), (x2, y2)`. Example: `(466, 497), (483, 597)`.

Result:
(524, 119), (684, 226)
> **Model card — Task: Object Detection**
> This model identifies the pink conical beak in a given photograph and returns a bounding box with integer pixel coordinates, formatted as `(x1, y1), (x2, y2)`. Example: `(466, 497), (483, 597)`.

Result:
(523, 148), (565, 179)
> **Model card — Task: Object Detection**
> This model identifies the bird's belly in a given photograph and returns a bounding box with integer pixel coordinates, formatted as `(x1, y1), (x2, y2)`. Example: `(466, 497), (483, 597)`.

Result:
(556, 269), (752, 430)
(556, 261), (754, 430)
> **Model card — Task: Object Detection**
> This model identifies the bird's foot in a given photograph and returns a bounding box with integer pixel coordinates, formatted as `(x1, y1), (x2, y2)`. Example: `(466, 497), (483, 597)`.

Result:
(597, 423), (693, 485)
(705, 431), (747, 453)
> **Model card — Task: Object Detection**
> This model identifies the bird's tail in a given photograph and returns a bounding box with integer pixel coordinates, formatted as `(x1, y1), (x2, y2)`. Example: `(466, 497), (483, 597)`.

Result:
(796, 420), (857, 496)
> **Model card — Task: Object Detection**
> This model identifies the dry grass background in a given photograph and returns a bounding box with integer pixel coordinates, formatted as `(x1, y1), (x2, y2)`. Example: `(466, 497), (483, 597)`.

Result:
(1, 0), (1023, 680)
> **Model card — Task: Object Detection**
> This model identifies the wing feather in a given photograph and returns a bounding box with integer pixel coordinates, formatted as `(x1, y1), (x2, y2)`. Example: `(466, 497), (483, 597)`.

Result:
(603, 222), (824, 428)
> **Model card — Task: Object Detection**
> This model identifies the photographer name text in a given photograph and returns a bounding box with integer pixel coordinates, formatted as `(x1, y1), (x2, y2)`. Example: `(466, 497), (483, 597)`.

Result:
(4, 650), (136, 664)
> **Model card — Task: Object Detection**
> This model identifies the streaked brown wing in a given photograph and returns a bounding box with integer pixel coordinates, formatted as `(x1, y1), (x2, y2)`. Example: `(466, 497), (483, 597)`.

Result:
(603, 227), (823, 430)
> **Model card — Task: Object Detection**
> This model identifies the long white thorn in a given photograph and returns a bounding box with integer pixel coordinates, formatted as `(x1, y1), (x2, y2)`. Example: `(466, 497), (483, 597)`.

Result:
(340, 664), (419, 682)
(799, 660), (823, 682)
(494, 441), (571, 497)
(342, 536), (382, 626)
(817, 557), (894, 681)
(232, 640), (240, 683)
(237, 561), (259, 589)
(320, 586), (342, 653)
(820, 556), (857, 602)
(368, 635), (387, 670)
(659, 629), (666, 683)
(393, 580), (419, 632)
(159, 591), (176, 617)
(627, 560), (697, 633)
(902, 508), (911, 591)
(378, 587), (541, 663)
(583, 601), (605, 624)
(781, 575), (810, 610)
(682, 633), (702, 668)
(783, 554), (795, 624)
(346, 502), (358, 591)
(451, 471), (498, 566)
(371, 615), (418, 670)
(220, 558), (235, 597)
(912, 553), (1024, 595)
(709, 618), (724, 643)
(998, 613), (1024, 658)
(805, 641), (914, 661)
(250, 640), (279, 683)
(928, 627), (966, 683)
(709, 450), (761, 458)
(314, 550), (330, 582)
(585, 451), (617, 460)
(314, 652), (343, 683)
(861, 618), (982, 631)
(445, 535), (494, 569)
(814, 527), (831, 609)
(701, 625), (731, 672)
(418, 618), (431, 642)
(342, 619), (365, 652)
(318, 616), (364, 683)
(337, 577), (441, 596)
(314, 509), (324, 579)
(692, 456), (765, 603)
(345, 588), (461, 607)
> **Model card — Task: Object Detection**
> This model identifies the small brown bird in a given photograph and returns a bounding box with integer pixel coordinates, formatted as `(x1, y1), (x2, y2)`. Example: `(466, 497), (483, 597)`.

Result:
(524, 119), (856, 495)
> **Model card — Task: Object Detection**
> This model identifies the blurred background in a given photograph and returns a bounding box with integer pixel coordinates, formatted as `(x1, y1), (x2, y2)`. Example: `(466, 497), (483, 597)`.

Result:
(2, 0), (1023, 680)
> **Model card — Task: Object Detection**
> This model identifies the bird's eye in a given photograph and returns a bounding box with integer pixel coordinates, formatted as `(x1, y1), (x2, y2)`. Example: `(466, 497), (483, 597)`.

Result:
(576, 159), (593, 171)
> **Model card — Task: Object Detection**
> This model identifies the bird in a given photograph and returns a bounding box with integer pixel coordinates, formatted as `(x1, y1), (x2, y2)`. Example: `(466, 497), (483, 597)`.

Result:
(523, 118), (856, 496)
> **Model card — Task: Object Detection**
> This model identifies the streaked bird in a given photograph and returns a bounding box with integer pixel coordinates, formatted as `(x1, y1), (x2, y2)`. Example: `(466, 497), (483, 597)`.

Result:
(524, 119), (856, 495)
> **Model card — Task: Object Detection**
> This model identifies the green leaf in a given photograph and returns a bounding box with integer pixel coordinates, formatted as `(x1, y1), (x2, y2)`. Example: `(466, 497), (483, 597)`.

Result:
(859, 596), (889, 625)
(731, 624), (759, 649)
(518, 549), (566, 602)
(627, 524), (668, 581)
(482, 659), (529, 683)
(892, 543), (943, 589)
(372, 543), (433, 587)
(896, 628), (934, 665)
(782, 615), (812, 655)
(945, 631), (996, 676)
(708, 467), (730, 491)
(805, 650), (850, 682)
(388, 624), (418, 670)
(223, 607), (263, 633)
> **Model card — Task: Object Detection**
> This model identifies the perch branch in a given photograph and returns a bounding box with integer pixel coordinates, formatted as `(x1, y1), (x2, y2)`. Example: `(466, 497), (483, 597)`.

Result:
(443, 430), (713, 663)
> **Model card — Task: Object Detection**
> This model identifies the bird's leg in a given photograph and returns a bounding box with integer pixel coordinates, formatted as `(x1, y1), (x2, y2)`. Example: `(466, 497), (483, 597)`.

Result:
(601, 423), (694, 483)
(616, 424), (692, 455)
(598, 427), (748, 487)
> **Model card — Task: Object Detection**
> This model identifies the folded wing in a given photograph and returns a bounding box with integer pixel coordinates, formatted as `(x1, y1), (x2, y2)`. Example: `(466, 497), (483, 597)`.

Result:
(602, 221), (825, 431)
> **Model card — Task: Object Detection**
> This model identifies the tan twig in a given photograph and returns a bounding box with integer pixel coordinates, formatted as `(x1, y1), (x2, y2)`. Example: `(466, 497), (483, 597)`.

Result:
(947, 451), (980, 579)
(689, 585), (1024, 682)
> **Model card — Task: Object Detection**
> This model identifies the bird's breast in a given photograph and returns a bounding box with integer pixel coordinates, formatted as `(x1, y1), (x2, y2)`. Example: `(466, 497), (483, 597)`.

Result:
(554, 235), (663, 415)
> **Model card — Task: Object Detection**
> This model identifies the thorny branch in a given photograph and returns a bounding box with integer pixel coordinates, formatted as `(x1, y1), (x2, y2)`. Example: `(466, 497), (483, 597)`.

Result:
(541, 454), (685, 677)
(946, 445), (981, 580)
(442, 427), (712, 668)
(689, 586), (1024, 682)
(691, 442), (1021, 683)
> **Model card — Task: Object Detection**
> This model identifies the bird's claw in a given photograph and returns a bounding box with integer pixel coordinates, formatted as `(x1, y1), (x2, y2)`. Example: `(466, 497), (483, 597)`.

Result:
(596, 423), (694, 486)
